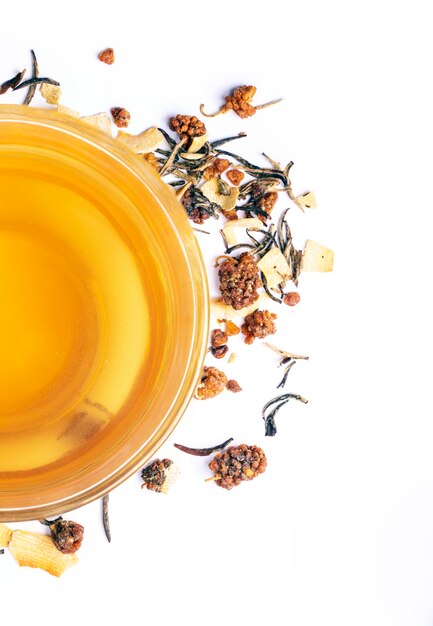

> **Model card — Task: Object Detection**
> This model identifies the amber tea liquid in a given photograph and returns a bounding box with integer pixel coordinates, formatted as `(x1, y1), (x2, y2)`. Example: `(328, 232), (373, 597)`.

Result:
(0, 119), (162, 474)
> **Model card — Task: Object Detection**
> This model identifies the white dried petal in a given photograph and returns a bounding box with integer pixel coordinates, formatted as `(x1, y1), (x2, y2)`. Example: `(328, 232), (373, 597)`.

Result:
(80, 112), (112, 137)
(301, 240), (334, 272)
(160, 463), (180, 494)
(40, 82), (62, 104)
(257, 247), (292, 288)
(116, 127), (164, 154)
(221, 217), (262, 246)
(201, 177), (239, 214)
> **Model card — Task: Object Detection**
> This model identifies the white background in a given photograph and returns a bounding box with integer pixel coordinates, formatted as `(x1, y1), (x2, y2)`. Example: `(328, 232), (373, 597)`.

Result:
(1, 1), (433, 625)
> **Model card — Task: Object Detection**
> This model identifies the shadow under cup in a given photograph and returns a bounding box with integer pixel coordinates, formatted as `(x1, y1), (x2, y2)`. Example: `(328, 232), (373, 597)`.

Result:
(0, 106), (208, 521)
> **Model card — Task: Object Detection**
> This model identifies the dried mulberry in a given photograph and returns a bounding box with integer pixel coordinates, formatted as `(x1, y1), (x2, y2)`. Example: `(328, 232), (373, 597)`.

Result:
(218, 252), (262, 310)
(208, 444), (267, 490)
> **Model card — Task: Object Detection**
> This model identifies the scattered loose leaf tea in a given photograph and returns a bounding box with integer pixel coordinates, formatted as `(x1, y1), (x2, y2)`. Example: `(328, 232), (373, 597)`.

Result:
(102, 494), (111, 543)
(262, 393), (308, 436)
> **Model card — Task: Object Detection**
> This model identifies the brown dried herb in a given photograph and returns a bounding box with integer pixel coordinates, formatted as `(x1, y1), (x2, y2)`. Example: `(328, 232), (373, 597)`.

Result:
(40, 517), (84, 554)
(23, 49), (38, 105)
(98, 48), (115, 64)
(102, 494), (111, 543)
(0, 69), (26, 95)
(12, 76), (60, 91)
(174, 437), (233, 456)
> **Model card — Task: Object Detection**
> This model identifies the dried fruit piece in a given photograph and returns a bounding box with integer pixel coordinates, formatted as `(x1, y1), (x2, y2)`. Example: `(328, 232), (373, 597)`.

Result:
(169, 114), (207, 147)
(221, 217), (262, 247)
(142, 152), (160, 170)
(141, 459), (179, 493)
(40, 82), (62, 104)
(241, 309), (277, 344)
(116, 126), (164, 154)
(49, 519), (84, 554)
(226, 379), (242, 393)
(211, 293), (267, 321)
(296, 191), (317, 210)
(218, 252), (262, 310)
(225, 320), (240, 336)
(57, 104), (80, 118)
(211, 328), (228, 347)
(208, 444), (267, 489)
(98, 48), (115, 64)
(80, 112), (112, 136)
(283, 292), (301, 306)
(226, 169), (244, 186)
(211, 345), (229, 359)
(111, 107), (131, 128)
(186, 134), (209, 153)
(194, 366), (228, 400)
(0, 523), (12, 548)
(257, 247), (292, 289)
(301, 240), (334, 272)
(8, 530), (78, 577)
(201, 85), (282, 119)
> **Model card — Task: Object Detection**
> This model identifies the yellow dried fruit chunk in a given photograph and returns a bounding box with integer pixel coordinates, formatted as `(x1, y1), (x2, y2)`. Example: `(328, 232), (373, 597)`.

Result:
(296, 191), (317, 209)
(116, 126), (164, 154)
(211, 294), (267, 320)
(56, 104), (80, 118)
(0, 523), (12, 548)
(257, 247), (291, 288)
(8, 530), (78, 577)
(201, 177), (239, 214)
(221, 217), (262, 247)
(186, 134), (208, 153)
(301, 240), (334, 272)
(40, 82), (62, 105)
(80, 112), (112, 136)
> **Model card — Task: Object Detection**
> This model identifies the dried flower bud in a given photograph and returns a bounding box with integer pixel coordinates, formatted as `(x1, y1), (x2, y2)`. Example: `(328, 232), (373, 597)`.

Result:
(111, 107), (131, 128)
(49, 520), (84, 554)
(98, 48), (115, 65)
(283, 292), (301, 306)
(141, 459), (179, 494)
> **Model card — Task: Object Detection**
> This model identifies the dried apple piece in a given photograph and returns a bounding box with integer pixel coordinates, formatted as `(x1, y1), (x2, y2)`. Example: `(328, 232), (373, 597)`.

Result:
(80, 112), (112, 136)
(40, 82), (62, 104)
(301, 240), (334, 272)
(221, 217), (262, 246)
(200, 177), (239, 214)
(296, 191), (317, 210)
(8, 530), (78, 577)
(257, 247), (292, 288)
(116, 126), (164, 154)
(211, 294), (267, 320)
(0, 523), (12, 548)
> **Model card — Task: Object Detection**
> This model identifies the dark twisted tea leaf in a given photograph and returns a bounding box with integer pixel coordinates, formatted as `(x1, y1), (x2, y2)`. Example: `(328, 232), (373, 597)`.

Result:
(174, 437), (233, 457)
(262, 393), (308, 436)
(102, 494), (111, 543)
(12, 76), (60, 91)
(277, 360), (296, 389)
(23, 49), (39, 105)
(157, 127), (177, 148)
(0, 69), (26, 95)
(261, 271), (283, 304)
(159, 136), (187, 176)
(0, 549), (4, 555)
(210, 132), (247, 148)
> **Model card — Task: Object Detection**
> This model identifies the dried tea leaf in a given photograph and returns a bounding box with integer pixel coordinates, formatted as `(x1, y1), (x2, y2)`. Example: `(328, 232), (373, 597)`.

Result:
(301, 240), (334, 272)
(8, 530), (78, 577)
(201, 177), (239, 214)
(57, 104), (80, 118)
(187, 134), (208, 153)
(116, 126), (164, 154)
(258, 246), (292, 288)
(296, 191), (317, 209)
(222, 217), (262, 246)
(40, 82), (62, 104)
(211, 294), (267, 320)
(80, 112), (112, 136)
(0, 523), (12, 548)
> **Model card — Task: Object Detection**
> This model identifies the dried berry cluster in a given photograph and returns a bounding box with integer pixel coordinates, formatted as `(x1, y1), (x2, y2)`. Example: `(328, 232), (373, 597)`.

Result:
(218, 253), (262, 310)
(241, 309), (277, 344)
(208, 444), (267, 490)
(141, 458), (178, 493)
(169, 114), (207, 143)
(49, 519), (84, 554)
(223, 85), (257, 119)
(182, 186), (220, 224)
(194, 366), (241, 399)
